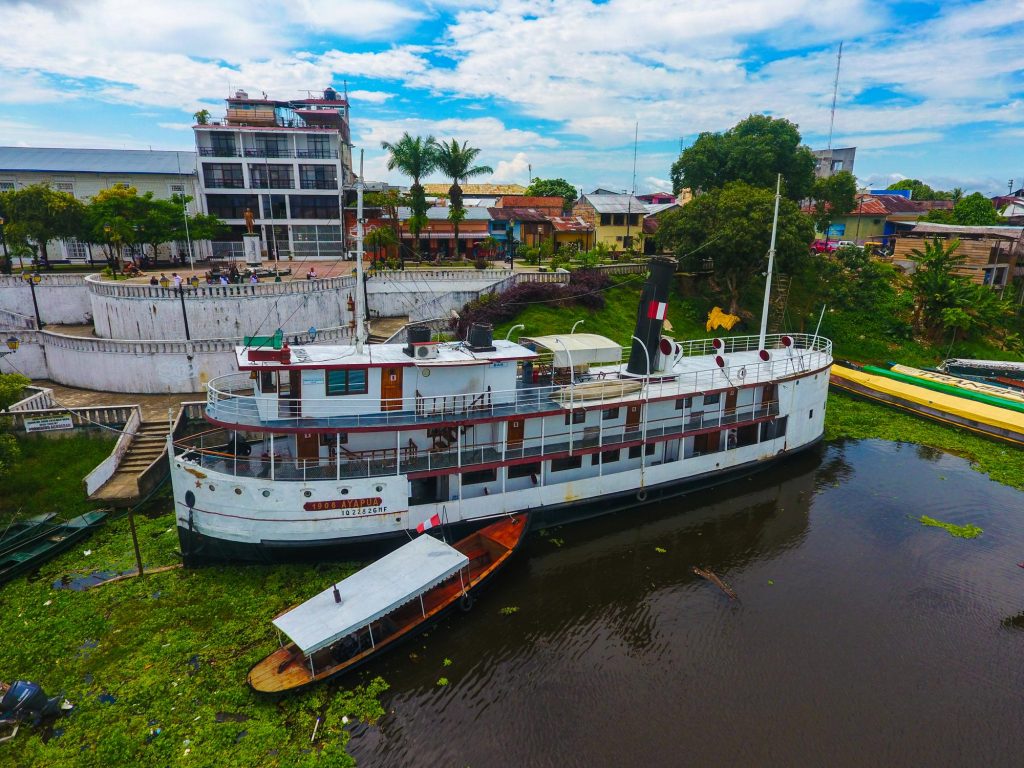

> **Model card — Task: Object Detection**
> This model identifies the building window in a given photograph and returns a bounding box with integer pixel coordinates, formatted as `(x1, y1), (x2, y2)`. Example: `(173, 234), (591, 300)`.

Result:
(602, 407), (619, 420)
(491, 221), (507, 231)
(259, 371), (274, 392)
(0, 181), (16, 192)
(703, 393), (720, 407)
(64, 239), (90, 262)
(760, 416), (788, 441)
(550, 456), (582, 472)
(53, 181), (75, 196)
(508, 462), (541, 479)
(169, 183), (186, 197)
(628, 444), (656, 459)
(205, 193), (259, 219)
(260, 194), (288, 219)
(203, 163), (244, 189)
(564, 410), (585, 425)
(600, 213), (611, 226)
(299, 164), (338, 190)
(304, 135), (332, 159)
(289, 195), (340, 220)
(252, 134), (290, 158)
(209, 132), (237, 156)
(462, 468), (497, 485)
(675, 398), (692, 410)
(326, 368), (368, 396)
(249, 164), (294, 189)
(292, 224), (344, 258)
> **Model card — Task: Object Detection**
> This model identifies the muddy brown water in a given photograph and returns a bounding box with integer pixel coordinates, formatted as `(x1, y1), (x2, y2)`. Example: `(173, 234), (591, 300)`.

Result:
(345, 440), (1024, 767)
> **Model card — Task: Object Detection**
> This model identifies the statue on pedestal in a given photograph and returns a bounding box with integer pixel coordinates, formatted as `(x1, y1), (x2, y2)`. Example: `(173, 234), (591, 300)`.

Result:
(243, 208), (256, 235)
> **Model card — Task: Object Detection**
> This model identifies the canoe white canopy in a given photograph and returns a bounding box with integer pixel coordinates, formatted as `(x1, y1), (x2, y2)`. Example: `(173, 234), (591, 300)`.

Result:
(273, 534), (469, 656)
(522, 333), (622, 367)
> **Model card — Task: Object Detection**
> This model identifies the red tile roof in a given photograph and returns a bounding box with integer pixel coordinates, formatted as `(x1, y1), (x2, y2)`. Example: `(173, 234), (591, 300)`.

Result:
(549, 216), (593, 232)
(488, 207), (551, 222)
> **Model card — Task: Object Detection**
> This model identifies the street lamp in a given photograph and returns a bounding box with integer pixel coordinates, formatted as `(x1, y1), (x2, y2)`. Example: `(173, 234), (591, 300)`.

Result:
(2, 336), (19, 358)
(160, 275), (191, 340)
(23, 272), (43, 329)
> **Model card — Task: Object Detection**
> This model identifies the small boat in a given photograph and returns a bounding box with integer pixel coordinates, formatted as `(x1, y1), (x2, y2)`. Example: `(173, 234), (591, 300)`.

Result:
(247, 514), (528, 695)
(830, 363), (1024, 446)
(0, 512), (108, 585)
(0, 513), (57, 555)
(993, 376), (1024, 392)
(940, 358), (1024, 381)
(885, 364), (1024, 409)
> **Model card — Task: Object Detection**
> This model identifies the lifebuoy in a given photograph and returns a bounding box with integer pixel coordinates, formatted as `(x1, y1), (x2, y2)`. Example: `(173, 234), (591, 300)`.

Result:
(459, 593), (475, 612)
(637, 489), (648, 502)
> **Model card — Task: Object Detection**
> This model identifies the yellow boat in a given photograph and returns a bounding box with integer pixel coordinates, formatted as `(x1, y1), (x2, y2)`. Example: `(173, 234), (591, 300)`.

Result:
(830, 364), (1024, 446)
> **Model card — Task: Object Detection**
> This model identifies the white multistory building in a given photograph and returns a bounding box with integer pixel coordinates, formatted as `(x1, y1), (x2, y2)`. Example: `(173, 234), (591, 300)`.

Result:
(193, 87), (353, 262)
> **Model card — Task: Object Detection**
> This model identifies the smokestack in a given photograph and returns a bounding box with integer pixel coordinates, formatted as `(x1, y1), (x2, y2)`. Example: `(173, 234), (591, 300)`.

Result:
(626, 256), (677, 376)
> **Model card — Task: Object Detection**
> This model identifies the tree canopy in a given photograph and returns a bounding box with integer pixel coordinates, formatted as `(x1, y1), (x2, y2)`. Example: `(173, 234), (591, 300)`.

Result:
(525, 177), (578, 211)
(811, 171), (857, 237)
(0, 184), (84, 267)
(925, 192), (1001, 226)
(654, 181), (814, 314)
(670, 115), (817, 201)
(885, 178), (952, 201)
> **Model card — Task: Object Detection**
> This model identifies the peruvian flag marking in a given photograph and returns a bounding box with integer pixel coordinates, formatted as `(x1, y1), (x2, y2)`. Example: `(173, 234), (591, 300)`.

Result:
(647, 301), (667, 320)
(417, 513), (442, 533)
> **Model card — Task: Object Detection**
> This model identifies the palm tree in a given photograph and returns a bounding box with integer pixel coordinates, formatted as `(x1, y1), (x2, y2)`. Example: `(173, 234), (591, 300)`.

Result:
(434, 140), (493, 259)
(908, 237), (966, 336)
(380, 133), (438, 261)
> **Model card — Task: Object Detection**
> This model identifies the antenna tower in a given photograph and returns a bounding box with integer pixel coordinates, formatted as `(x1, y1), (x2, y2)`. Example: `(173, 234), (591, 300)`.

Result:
(827, 42), (843, 151)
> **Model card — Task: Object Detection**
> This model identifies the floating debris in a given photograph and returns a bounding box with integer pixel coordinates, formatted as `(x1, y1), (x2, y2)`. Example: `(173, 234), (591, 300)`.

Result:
(692, 566), (738, 600)
(655, 547), (667, 554)
(499, 606), (519, 616)
(918, 516), (983, 539)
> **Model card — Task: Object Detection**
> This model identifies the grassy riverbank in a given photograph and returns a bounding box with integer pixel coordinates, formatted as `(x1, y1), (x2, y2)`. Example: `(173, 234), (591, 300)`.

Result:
(1, 438), (384, 768)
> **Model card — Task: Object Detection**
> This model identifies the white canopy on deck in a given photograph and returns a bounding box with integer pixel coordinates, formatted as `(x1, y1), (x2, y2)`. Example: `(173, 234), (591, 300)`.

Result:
(273, 535), (469, 655)
(522, 333), (622, 367)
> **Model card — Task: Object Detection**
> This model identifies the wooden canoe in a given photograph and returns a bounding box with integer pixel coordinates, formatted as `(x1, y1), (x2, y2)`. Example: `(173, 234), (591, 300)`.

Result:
(247, 514), (529, 695)
(0, 511), (107, 585)
(0, 513), (57, 556)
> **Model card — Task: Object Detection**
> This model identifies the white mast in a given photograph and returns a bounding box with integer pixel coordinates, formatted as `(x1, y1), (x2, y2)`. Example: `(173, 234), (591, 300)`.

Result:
(758, 174), (782, 351)
(354, 149), (367, 353)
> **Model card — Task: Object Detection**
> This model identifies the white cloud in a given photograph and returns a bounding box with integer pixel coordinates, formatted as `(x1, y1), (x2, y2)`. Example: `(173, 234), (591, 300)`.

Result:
(491, 152), (531, 183)
(643, 176), (672, 193)
(348, 90), (395, 103)
(157, 122), (195, 131)
(0, 118), (166, 150)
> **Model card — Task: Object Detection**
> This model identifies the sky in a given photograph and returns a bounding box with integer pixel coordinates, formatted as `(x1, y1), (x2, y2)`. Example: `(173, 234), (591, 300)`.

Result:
(0, 0), (1022, 196)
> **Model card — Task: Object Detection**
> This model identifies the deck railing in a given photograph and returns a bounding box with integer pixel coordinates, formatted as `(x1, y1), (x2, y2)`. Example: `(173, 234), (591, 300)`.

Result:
(175, 400), (782, 482)
(204, 333), (831, 430)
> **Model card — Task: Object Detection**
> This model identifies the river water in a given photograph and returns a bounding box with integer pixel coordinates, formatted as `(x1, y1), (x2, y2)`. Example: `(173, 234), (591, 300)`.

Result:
(347, 440), (1024, 767)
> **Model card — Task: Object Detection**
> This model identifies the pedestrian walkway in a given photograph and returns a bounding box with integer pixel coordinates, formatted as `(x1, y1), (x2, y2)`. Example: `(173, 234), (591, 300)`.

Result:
(34, 380), (201, 420)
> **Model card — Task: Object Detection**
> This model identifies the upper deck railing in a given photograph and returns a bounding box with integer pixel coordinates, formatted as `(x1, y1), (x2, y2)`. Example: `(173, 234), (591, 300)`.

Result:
(204, 333), (832, 430)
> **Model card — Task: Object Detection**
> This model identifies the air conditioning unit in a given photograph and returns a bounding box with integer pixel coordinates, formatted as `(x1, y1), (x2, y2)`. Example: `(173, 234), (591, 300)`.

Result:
(413, 342), (439, 360)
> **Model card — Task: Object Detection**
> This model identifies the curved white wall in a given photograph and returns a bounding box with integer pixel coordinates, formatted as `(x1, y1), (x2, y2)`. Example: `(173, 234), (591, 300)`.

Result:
(87, 275), (356, 341)
(0, 274), (92, 325)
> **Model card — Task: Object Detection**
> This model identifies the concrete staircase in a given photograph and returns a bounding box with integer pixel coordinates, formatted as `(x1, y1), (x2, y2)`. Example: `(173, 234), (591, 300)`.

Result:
(89, 421), (170, 506)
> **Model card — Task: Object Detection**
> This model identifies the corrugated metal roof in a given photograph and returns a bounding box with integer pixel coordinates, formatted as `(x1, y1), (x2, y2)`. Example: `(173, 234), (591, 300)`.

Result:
(549, 216), (593, 232)
(644, 202), (679, 217)
(487, 207), (550, 222)
(396, 206), (492, 221)
(0, 146), (198, 175)
(900, 222), (1024, 239)
(422, 183), (526, 196)
(579, 193), (646, 214)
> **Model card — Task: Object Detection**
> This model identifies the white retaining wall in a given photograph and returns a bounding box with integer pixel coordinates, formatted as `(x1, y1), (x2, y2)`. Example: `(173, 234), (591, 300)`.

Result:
(86, 275), (357, 341)
(0, 274), (92, 325)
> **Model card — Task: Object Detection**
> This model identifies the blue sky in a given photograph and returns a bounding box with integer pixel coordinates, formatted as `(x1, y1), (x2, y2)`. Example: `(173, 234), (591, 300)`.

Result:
(1, 0), (1022, 195)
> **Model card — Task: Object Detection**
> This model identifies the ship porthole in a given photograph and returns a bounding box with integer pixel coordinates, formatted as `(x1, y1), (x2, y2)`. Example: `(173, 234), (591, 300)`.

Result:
(340, 488), (349, 495)
(234, 487), (242, 495)
(375, 485), (383, 493)
(208, 484), (215, 491)
(636, 489), (648, 502)
(303, 490), (312, 498)
(262, 490), (271, 498)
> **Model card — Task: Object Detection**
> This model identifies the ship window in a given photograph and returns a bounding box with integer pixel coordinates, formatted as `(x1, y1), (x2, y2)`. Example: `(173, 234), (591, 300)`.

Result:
(703, 393), (720, 406)
(809, 409), (814, 419)
(259, 371), (274, 392)
(508, 462), (541, 479)
(462, 468), (497, 485)
(675, 398), (692, 410)
(326, 368), (368, 395)
(760, 416), (788, 441)
(550, 456), (582, 472)
(602, 408), (619, 420)
(629, 444), (656, 459)
(592, 449), (620, 465)
(564, 410), (586, 425)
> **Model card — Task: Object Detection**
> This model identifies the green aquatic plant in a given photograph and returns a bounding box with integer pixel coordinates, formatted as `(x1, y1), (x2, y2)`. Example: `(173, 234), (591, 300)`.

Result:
(436, 677), (449, 687)
(918, 515), (983, 539)
(499, 606), (519, 616)
(442, 658), (452, 667)
(655, 547), (667, 554)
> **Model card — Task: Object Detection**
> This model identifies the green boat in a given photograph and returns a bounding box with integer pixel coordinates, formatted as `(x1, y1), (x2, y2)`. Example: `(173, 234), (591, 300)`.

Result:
(0, 513), (58, 555)
(0, 511), (108, 585)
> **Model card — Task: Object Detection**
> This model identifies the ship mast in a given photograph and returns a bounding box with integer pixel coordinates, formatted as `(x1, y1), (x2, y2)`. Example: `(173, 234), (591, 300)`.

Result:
(354, 149), (367, 353)
(758, 174), (782, 351)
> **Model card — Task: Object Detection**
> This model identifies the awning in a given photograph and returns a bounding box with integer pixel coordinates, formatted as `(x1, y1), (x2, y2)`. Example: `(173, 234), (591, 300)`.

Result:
(273, 534), (468, 655)
(521, 333), (622, 367)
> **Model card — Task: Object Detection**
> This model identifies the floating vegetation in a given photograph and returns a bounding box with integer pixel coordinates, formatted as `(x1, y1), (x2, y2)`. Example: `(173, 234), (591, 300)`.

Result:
(918, 515), (983, 539)
(436, 677), (449, 687)
(548, 538), (564, 548)
(442, 658), (452, 667)
(654, 547), (667, 554)
(499, 606), (520, 616)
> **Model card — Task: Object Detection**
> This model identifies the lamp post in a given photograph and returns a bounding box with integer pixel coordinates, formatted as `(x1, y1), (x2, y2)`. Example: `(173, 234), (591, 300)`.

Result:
(160, 274), (191, 341)
(23, 272), (43, 328)
(0, 216), (10, 275)
(2, 336), (19, 358)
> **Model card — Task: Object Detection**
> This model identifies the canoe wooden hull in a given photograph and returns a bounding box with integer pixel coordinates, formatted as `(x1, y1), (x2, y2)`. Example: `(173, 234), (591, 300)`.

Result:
(0, 512), (108, 585)
(246, 514), (529, 695)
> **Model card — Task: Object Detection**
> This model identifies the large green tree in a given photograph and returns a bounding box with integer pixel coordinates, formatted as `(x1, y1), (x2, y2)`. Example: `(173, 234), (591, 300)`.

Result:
(670, 115), (817, 201)
(655, 181), (814, 314)
(811, 171), (857, 239)
(924, 192), (1002, 226)
(434, 139), (493, 258)
(525, 177), (578, 211)
(380, 133), (438, 261)
(885, 178), (952, 200)
(83, 184), (149, 273)
(0, 184), (84, 269)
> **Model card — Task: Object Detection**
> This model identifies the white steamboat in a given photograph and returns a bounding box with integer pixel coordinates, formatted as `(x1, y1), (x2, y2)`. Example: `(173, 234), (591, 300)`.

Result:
(170, 175), (832, 563)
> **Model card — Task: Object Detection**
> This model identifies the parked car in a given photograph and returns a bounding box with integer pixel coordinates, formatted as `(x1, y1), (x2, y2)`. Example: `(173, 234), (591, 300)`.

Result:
(811, 239), (838, 253)
(836, 240), (861, 250)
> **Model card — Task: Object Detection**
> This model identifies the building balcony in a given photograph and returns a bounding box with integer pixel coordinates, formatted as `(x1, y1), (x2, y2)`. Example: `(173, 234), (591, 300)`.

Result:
(203, 180), (246, 189)
(199, 147), (241, 157)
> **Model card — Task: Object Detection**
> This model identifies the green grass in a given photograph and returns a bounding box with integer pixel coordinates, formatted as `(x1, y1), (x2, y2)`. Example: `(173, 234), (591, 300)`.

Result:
(0, 438), (383, 768)
(0, 434), (117, 523)
(918, 515), (983, 539)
